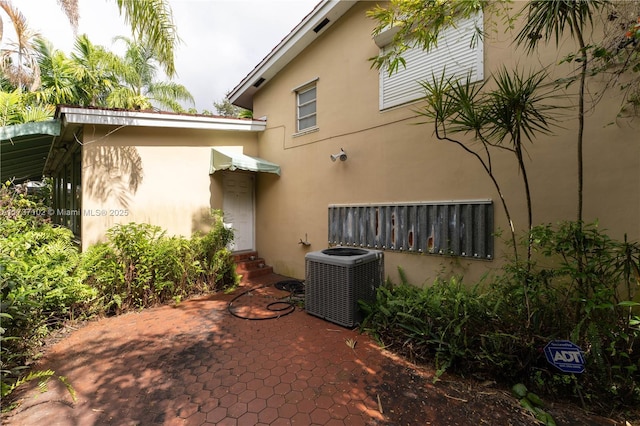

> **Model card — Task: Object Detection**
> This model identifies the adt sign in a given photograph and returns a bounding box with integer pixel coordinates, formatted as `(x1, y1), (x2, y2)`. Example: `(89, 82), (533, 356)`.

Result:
(544, 340), (585, 374)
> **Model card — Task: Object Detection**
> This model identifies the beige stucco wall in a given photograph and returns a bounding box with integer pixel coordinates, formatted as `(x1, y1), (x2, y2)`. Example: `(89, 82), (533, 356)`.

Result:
(80, 125), (260, 248)
(251, 2), (640, 284)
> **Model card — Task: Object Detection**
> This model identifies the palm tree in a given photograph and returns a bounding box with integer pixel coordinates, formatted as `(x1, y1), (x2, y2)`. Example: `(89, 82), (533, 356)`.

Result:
(515, 0), (608, 224)
(0, 88), (54, 125)
(0, 0), (178, 78)
(107, 35), (193, 112)
(32, 37), (79, 105)
(114, 0), (179, 77)
(0, 1), (41, 91)
(69, 34), (124, 107)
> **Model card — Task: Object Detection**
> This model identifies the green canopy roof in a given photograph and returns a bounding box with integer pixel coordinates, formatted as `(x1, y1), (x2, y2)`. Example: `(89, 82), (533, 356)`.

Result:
(210, 147), (281, 175)
(0, 120), (60, 183)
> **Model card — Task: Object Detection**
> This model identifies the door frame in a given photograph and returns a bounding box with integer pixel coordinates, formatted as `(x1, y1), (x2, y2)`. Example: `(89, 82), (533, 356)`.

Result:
(222, 172), (255, 253)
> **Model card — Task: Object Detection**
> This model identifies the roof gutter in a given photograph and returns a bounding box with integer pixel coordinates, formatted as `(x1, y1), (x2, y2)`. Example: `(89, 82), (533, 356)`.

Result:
(57, 106), (267, 132)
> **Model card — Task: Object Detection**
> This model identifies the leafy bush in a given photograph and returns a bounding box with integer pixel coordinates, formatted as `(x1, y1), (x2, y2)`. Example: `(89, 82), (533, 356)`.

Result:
(0, 183), (95, 397)
(1, 182), (238, 399)
(81, 212), (238, 315)
(525, 222), (640, 410)
(360, 274), (497, 378)
(361, 221), (640, 415)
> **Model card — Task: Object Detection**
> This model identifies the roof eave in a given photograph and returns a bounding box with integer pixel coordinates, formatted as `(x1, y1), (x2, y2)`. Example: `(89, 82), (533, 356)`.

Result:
(228, 0), (357, 110)
(57, 106), (267, 132)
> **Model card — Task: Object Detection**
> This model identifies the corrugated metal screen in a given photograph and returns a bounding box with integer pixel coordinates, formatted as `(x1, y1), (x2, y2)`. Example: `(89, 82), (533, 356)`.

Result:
(379, 13), (484, 110)
(328, 201), (494, 260)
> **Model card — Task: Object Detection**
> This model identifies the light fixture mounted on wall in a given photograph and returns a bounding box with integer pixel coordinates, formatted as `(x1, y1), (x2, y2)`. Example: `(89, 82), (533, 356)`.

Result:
(330, 148), (347, 162)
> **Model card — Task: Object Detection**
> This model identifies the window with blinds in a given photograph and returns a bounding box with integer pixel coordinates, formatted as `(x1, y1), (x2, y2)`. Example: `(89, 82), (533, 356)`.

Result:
(296, 83), (317, 132)
(378, 13), (484, 110)
(328, 201), (494, 259)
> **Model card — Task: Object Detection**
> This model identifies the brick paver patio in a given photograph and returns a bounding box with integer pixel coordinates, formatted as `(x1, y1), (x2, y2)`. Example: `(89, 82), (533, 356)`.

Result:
(2, 274), (409, 425)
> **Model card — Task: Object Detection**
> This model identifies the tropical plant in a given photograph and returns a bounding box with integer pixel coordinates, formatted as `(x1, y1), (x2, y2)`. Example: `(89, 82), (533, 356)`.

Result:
(417, 66), (559, 322)
(68, 34), (123, 107)
(32, 37), (80, 106)
(112, 0), (179, 77)
(514, 0), (609, 224)
(0, 0), (41, 91)
(0, 182), (95, 399)
(107, 35), (194, 112)
(81, 212), (237, 315)
(0, 88), (54, 125)
(361, 225), (640, 413)
(0, 0), (179, 77)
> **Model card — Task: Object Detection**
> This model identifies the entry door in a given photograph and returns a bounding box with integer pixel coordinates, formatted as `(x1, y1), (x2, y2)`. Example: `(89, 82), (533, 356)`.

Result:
(222, 173), (255, 252)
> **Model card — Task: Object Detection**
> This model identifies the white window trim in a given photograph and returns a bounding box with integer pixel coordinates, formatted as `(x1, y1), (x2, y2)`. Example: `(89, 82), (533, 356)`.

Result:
(378, 13), (484, 111)
(294, 78), (318, 133)
(291, 77), (319, 93)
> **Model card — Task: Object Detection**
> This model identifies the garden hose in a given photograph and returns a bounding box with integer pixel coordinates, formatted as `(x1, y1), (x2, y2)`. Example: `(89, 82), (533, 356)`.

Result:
(227, 280), (304, 320)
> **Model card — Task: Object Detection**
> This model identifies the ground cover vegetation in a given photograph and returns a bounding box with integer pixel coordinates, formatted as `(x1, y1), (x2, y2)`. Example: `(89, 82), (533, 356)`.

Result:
(361, 224), (640, 418)
(0, 182), (238, 402)
(361, 0), (640, 420)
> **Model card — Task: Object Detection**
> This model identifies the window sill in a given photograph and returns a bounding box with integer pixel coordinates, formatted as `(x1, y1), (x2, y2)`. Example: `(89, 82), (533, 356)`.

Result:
(293, 126), (319, 138)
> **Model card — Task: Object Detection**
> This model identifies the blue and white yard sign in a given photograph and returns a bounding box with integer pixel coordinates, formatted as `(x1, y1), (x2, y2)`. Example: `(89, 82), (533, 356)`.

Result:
(544, 340), (585, 374)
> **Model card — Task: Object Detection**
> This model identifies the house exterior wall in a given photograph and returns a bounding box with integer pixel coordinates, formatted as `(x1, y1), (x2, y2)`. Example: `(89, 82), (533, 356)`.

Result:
(250, 2), (640, 284)
(80, 125), (259, 248)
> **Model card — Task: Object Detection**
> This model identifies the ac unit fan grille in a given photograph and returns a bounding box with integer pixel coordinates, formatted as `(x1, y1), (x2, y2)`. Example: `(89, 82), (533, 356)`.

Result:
(305, 249), (383, 327)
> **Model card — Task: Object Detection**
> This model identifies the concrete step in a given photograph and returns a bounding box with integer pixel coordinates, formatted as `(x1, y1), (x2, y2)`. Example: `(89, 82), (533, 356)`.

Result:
(233, 251), (273, 280)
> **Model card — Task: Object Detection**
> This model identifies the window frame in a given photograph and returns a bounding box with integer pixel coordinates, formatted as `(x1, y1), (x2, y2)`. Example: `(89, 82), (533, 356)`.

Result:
(294, 79), (318, 133)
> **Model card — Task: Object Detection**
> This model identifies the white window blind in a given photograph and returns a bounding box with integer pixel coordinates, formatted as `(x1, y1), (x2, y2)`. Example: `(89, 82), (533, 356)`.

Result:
(379, 13), (484, 110)
(297, 84), (317, 131)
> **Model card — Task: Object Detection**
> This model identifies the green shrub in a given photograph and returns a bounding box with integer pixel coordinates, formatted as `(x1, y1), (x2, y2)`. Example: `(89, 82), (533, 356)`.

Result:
(0, 183), (95, 396)
(1, 182), (238, 400)
(525, 222), (640, 410)
(81, 212), (238, 315)
(360, 274), (497, 379)
(360, 221), (640, 414)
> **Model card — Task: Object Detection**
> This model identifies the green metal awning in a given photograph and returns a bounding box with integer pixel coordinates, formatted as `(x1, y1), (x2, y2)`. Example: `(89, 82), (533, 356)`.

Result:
(0, 120), (60, 183)
(210, 147), (280, 175)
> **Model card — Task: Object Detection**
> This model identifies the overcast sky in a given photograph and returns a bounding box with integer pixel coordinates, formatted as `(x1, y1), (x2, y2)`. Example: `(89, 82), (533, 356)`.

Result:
(4, 0), (320, 111)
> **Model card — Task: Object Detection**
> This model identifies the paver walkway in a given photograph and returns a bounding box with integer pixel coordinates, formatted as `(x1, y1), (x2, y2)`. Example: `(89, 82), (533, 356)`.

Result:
(2, 274), (415, 425)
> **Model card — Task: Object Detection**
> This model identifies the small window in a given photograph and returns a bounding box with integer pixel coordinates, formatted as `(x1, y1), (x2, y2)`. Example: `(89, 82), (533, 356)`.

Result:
(296, 84), (317, 132)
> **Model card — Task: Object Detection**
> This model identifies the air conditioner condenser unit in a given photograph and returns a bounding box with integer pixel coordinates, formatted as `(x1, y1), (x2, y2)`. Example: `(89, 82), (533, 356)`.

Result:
(305, 247), (384, 328)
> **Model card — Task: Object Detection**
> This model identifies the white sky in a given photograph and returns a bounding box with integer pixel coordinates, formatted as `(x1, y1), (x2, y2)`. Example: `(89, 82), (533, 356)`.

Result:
(3, 0), (320, 111)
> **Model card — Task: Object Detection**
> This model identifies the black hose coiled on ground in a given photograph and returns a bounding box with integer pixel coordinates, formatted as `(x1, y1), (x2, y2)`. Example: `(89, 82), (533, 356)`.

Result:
(227, 280), (304, 320)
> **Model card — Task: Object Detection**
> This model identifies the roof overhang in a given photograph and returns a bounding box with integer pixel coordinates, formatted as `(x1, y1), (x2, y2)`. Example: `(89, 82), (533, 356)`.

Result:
(0, 120), (60, 183)
(56, 106), (267, 132)
(1, 107), (270, 183)
(210, 146), (280, 175)
(228, 0), (357, 110)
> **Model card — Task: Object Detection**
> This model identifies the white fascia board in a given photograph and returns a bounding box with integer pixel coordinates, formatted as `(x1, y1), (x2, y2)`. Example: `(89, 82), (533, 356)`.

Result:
(58, 107), (266, 132)
(228, 0), (356, 109)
